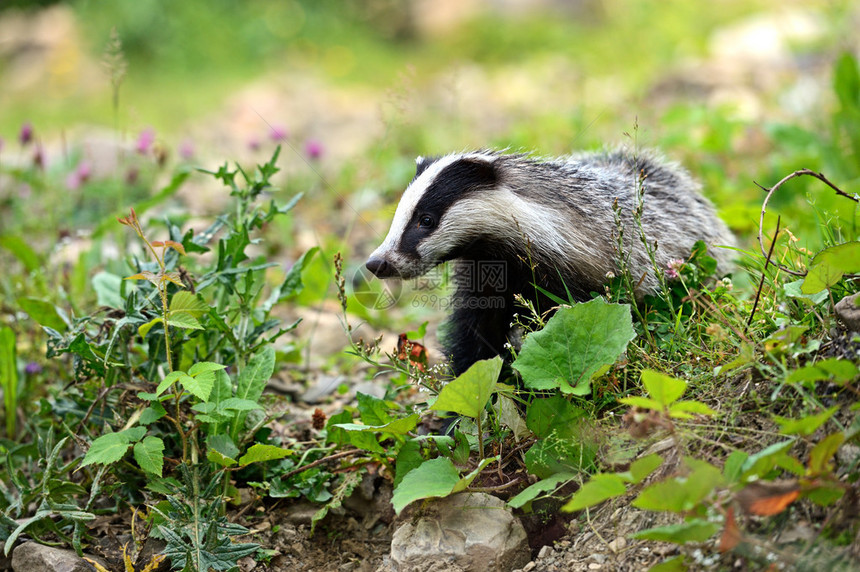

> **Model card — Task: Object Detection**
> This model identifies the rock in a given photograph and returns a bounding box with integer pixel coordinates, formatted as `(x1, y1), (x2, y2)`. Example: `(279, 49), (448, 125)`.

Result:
(11, 542), (104, 572)
(389, 493), (529, 572)
(835, 293), (860, 332)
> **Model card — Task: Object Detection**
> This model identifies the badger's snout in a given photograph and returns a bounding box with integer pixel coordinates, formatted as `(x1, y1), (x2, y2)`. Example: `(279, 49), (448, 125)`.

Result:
(365, 256), (396, 279)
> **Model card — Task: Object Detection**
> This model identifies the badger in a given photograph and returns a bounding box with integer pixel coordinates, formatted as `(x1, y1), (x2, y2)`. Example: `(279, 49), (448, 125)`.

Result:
(366, 149), (735, 375)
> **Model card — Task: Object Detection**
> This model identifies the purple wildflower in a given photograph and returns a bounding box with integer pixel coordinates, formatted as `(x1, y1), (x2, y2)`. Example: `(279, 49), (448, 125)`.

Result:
(66, 161), (92, 190)
(248, 136), (261, 152)
(19, 122), (33, 146)
(666, 258), (685, 280)
(179, 138), (195, 160)
(305, 139), (324, 160)
(135, 127), (156, 154)
(269, 124), (289, 142)
(25, 362), (42, 375)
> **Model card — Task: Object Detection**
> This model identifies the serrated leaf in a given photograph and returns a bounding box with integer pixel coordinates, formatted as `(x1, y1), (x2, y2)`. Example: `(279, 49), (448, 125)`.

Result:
(82, 433), (133, 467)
(562, 473), (627, 512)
(139, 402), (167, 425)
(134, 437), (165, 476)
(219, 398), (263, 411)
(189, 362), (227, 377)
(157, 370), (187, 396)
(622, 454), (663, 484)
(430, 356), (502, 418)
(181, 370), (215, 402)
(167, 313), (203, 330)
(18, 297), (66, 331)
(513, 300), (635, 395)
(170, 291), (209, 318)
(391, 457), (461, 514)
(238, 444), (293, 466)
(632, 519), (720, 544)
(633, 458), (723, 513)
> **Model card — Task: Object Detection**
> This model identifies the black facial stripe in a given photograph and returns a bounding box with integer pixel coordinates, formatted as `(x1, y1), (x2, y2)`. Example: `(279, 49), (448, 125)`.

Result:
(397, 156), (498, 260)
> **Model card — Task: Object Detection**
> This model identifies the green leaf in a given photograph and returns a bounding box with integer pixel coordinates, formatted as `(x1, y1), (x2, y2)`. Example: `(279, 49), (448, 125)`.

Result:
(391, 457), (461, 514)
(0, 235), (42, 273)
(562, 473), (627, 512)
(787, 359), (859, 386)
(236, 346), (275, 404)
(633, 458), (723, 513)
(641, 370), (687, 407)
(262, 247), (320, 311)
(133, 437), (165, 476)
(525, 394), (586, 439)
(4, 508), (52, 555)
(0, 326), (18, 438)
(156, 370), (187, 396)
(356, 392), (396, 426)
(668, 400), (717, 419)
(238, 443), (293, 466)
(618, 396), (662, 410)
(138, 317), (164, 339)
(801, 242), (860, 294)
(430, 356), (503, 418)
(188, 362), (227, 377)
(834, 51), (860, 111)
(167, 312), (203, 330)
(513, 300), (635, 395)
(620, 454), (663, 485)
(774, 407), (838, 437)
(508, 473), (577, 509)
(783, 279), (828, 305)
(82, 433), (134, 467)
(206, 435), (239, 467)
(169, 291), (209, 318)
(723, 450), (749, 483)
(219, 398), (263, 411)
(631, 519), (720, 544)
(394, 439), (424, 488)
(334, 414), (420, 436)
(92, 271), (124, 308)
(181, 370), (216, 402)
(452, 456), (498, 493)
(809, 432), (845, 474)
(18, 297), (66, 331)
(139, 402), (167, 425)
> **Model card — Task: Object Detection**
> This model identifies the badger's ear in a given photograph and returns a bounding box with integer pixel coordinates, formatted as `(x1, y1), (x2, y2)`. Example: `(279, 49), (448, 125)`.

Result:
(450, 154), (498, 190)
(414, 155), (436, 179)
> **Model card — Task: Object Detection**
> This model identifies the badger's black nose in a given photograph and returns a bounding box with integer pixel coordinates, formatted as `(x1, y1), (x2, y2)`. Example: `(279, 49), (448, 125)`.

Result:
(365, 256), (393, 278)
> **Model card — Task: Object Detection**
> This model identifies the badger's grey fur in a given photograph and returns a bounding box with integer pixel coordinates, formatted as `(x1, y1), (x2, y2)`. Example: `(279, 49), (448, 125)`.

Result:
(366, 149), (735, 375)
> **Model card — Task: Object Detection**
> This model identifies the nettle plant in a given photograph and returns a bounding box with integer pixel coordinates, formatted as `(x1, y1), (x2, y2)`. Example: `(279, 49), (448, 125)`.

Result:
(32, 148), (315, 566)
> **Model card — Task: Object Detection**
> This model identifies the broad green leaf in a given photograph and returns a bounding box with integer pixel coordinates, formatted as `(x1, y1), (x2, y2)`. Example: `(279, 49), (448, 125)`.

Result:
(219, 397), (263, 411)
(92, 271), (124, 308)
(207, 434), (239, 467)
(631, 519), (720, 544)
(181, 370), (215, 402)
(1, 326), (18, 438)
(563, 473), (627, 511)
(783, 279), (828, 305)
(787, 359), (859, 386)
(526, 394), (586, 439)
(513, 300), (635, 395)
(742, 440), (795, 477)
(430, 356), (503, 418)
(723, 450), (749, 483)
(808, 432), (845, 474)
(618, 396), (662, 410)
(18, 297), (66, 331)
(236, 346), (275, 404)
(0, 235), (41, 273)
(238, 443), (293, 466)
(357, 392), (396, 426)
(169, 291), (209, 318)
(802, 242), (860, 294)
(188, 362), (227, 377)
(391, 457), (461, 514)
(647, 556), (687, 572)
(394, 439), (424, 488)
(508, 472), (577, 509)
(166, 313), (203, 330)
(668, 400), (717, 419)
(139, 403), (167, 425)
(133, 437), (165, 476)
(633, 458), (723, 513)
(773, 406), (838, 437)
(156, 370), (186, 396)
(525, 430), (597, 479)
(82, 433), (133, 467)
(641, 370), (687, 406)
(620, 454), (663, 484)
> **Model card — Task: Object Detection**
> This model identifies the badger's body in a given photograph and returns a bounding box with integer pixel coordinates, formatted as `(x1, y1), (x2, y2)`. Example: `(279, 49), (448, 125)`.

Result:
(366, 149), (735, 375)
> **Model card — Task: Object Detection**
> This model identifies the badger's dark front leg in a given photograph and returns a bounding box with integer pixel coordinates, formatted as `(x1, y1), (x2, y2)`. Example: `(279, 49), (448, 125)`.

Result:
(442, 292), (514, 375)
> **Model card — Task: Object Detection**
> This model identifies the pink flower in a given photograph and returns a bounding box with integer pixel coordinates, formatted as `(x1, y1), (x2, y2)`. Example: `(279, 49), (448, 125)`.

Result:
(66, 161), (92, 190)
(665, 258), (685, 280)
(179, 138), (195, 160)
(305, 139), (324, 160)
(248, 136), (261, 151)
(19, 122), (33, 146)
(269, 124), (288, 142)
(135, 128), (155, 154)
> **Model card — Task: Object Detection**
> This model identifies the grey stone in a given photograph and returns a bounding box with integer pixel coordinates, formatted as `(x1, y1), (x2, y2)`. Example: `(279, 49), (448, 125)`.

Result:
(836, 292), (860, 332)
(390, 493), (529, 572)
(11, 542), (102, 572)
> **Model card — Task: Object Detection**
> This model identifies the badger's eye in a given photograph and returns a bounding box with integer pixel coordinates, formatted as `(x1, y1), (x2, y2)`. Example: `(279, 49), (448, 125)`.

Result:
(418, 214), (435, 229)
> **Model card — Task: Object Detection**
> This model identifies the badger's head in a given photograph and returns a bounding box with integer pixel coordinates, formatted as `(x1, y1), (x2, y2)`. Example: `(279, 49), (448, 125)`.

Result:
(366, 152), (500, 280)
